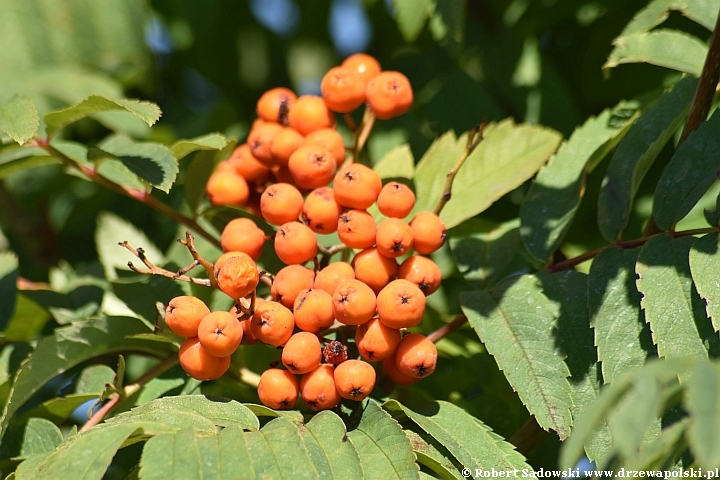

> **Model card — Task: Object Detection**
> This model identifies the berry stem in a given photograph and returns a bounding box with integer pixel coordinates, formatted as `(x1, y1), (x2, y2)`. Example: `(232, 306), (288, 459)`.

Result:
(433, 120), (487, 216)
(343, 112), (358, 132)
(343, 107), (376, 167)
(426, 314), (467, 343)
(119, 240), (213, 287)
(178, 232), (219, 289)
(39, 140), (222, 249)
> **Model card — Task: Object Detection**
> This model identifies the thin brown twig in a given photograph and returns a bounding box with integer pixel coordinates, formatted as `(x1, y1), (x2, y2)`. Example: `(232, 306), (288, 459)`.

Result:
(119, 241), (212, 287)
(343, 112), (357, 132)
(433, 120), (487, 216)
(426, 314), (467, 343)
(343, 107), (376, 167)
(178, 232), (218, 288)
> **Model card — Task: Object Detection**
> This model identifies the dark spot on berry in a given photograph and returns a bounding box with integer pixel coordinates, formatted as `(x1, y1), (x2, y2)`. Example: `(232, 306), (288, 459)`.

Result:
(417, 365), (427, 377)
(168, 305), (175, 313)
(286, 362), (297, 372)
(401, 295), (410, 305)
(279, 229), (286, 237)
(215, 327), (223, 335)
(280, 399), (292, 408)
(441, 231), (447, 241)
(276, 294), (283, 303)
(339, 214), (349, 224)
(350, 387), (363, 398)
(313, 154), (325, 165)
(392, 242), (404, 252)
(419, 282), (430, 292)
(338, 294), (348, 304)
(307, 400), (318, 408)
(316, 223), (324, 230)
(344, 171), (354, 181)
(296, 295), (307, 310)
(366, 351), (376, 360)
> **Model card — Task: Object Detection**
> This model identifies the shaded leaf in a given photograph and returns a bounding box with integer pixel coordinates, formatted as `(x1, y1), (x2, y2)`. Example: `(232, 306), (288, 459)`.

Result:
(607, 374), (663, 457)
(597, 76), (696, 242)
(184, 150), (218, 214)
(625, 419), (689, 470)
(139, 426), (202, 480)
(45, 95), (160, 138)
(0, 94), (39, 145)
(429, 0), (466, 45)
(604, 30), (708, 75)
(302, 411), (363, 479)
(21, 394), (100, 426)
(393, 0), (433, 42)
(75, 365), (116, 395)
(653, 111), (720, 229)
(0, 251), (19, 332)
(689, 233), (720, 332)
(685, 360), (720, 469)
(460, 276), (573, 439)
(170, 133), (228, 160)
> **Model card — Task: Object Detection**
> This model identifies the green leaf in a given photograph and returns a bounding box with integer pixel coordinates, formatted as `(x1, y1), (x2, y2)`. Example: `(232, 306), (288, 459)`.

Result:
(607, 374), (663, 457)
(0, 316), (160, 441)
(139, 426), (203, 480)
(195, 425), (253, 479)
(460, 275), (573, 439)
(0, 95), (39, 145)
(620, 0), (719, 35)
(301, 411), (363, 479)
(0, 148), (58, 179)
(385, 400), (531, 471)
(373, 144), (415, 180)
(44, 95), (160, 139)
(588, 247), (654, 384)
(96, 212), (164, 281)
(689, 233), (720, 333)
(20, 395), (100, 426)
(685, 360), (720, 469)
(92, 135), (178, 193)
(604, 30), (708, 75)
(0, 251), (19, 332)
(448, 219), (524, 290)
(636, 235), (713, 364)
(184, 150), (218, 215)
(4, 295), (51, 342)
(75, 365), (116, 395)
(106, 409), (216, 435)
(703, 192), (720, 227)
(429, 0), (466, 45)
(653, 111), (720, 229)
(170, 133), (229, 160)
(245, 417), (319, 479)
(404, 430), (465, 480)
(15, 418), (64, 458)
(625, 418), (688, 470)
(520, 103), (638, 261)
(393, 0), (433, 42)
(242, 403), (304, 424)
(347, 401), (419, 480)
(597, 76), (696, 242)
(414, 121), (562, 229)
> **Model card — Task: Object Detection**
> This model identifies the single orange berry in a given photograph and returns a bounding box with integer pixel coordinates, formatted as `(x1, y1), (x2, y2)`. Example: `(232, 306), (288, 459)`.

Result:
(332, 279), (377, 326)
(352, 247), (398, 294)
(304, 128), (346, 164)
(270, 127), (305, 166)
(197, 311), (244, 357)
(214, 252), (260, 300)
(365, 71), (413, 120)
(226, 144), (270, 184)
(355, 318), (401, 362)
(271, 265), (315, 308)
(300, 364), (341, 411)
(274, 222), (318, 265)
(302, 187), (343, 234)
(258, 368), (299, 410)
(334, 359), (376, 400)
(260, 183), (304, 226)
(323, 340), (348, 365)
(321, 66), (366, 113)
(257, 87), (297, 125)
(293, 288), (335, 333)
(251, 301), (295, 347)
(409, 211), (447, 255)
(333, 163), (382, 210)
(288, 144), (337, 189)
(375, 218), (414, 258)
(282, 332), (322, 374)
(221, 217), (267, 261)
(178, 337), (231, 381)
(314, 261), (355, 296)
(377, 182), (415, 219)
(383, 353), (419, 386)
(376, 279), (426, 329)
(165, 296), (211, 337)
(337, 210), (377, 249)
(342, 53), (382, 87)
(247, 122), (284, 165)
(206, 171), (249, 206)
(395, 333), (437, 378)
(398, 255), (442, 296)
(288, 95), (336, 136)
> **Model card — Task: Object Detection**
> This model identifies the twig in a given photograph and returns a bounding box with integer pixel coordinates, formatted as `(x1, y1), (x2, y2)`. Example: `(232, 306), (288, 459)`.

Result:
(509, 416), (546, 455)
(343, 107), (376, 167)
(433, 121), (487, 215)
(343, 112), (357, 132)
(119, 241), (212, 287)
(178, 232), (219, 289)
(80, 395), (121, 432)
(426, 314), (467, 343)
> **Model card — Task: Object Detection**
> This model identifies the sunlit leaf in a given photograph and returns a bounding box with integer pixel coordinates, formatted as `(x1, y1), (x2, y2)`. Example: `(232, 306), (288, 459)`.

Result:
(0, 95), (39, 145)
(604, 30), (707, 75)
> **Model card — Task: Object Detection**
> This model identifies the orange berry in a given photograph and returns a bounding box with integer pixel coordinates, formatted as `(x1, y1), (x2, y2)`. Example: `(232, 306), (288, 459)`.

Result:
(314, 261), (355, 296)
(321, 66), (366, 113)
(342, 53), (381, 87)
(334, 359), (376, 400)
(376, 279), (426, 329)
(206, 171), (249, 206)
(377, 182), (415, 218)
(247, 122), (283, 165)
(375, 218), (414, 258)
(355, 318), (401, 362)
(178, 337), (231, 381)
(251, 301), (295, 346)
(302, 187), (343, 234)
(337, 210), (377, 249)
(293, 288), (335, 333)
(260, 183), (304, 226)
(409, 212), (447, 255)
(366, 71), (413, 120)
(382, 353), (419, 385)
(333, 163), (382, 210)
(221, 217), (267, 261)
(398, 255), (442, 296)
(258, 368), (299, 410)
(197, 311), (243, 357)
(304, 128), (346, 164)
(257, 87), (297, 125)
(274, 222), (318, 265)
(300, 364), (341, 411)
(165, 296), (211, 337)
(332, 279), (376, 326)
(288, 145), (337, 189)
(227, 144), (270, 184)
(288, 95), (336, 135)
(214, 252), (260, 300)
(270, 127), (305, 166)
(395, 333), (437, 378)
(352, 247), (398, 294)
(271, 265), (315, 308)
(282, 331), (322, 374)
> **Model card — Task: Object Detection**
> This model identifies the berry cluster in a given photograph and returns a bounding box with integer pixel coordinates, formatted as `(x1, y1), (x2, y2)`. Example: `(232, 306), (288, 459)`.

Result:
(171, 53), (444, 411)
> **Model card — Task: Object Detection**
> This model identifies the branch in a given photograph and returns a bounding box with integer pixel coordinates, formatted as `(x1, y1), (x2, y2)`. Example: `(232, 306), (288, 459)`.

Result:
(433, 121), (487, 215)
(177, 232), (219, 289)
(343, 107), (376, 167)
(426, 314), (467, 343)
(119, 240), (212, 287)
